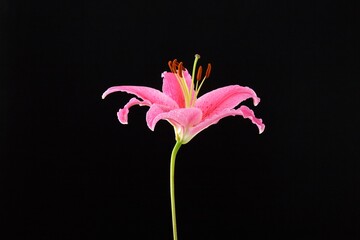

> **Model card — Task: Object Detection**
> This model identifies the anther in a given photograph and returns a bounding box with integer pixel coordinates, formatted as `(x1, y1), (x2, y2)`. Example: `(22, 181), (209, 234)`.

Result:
(205, 63), (212, 78)
(168, 60), (174, 72)
(172, 59), (179, 71)
(196, 66), (203, 81)
(173, 59), (178, 66)
(178, 62), (183, 77)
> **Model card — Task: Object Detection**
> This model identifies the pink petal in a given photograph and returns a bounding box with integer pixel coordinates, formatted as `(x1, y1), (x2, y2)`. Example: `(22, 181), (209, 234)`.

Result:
(102, 86), (178, 108)
(148, 106), (203, 133)
(189, 105), (265, 138)
(182, 69), (194, 92)
(237, 105), (265, 134)
(145, 104), (174, 130)
(161, 72), (186, 108)
(162, 70), (195, 108)
(195, 85), (261, 119)
(117, 97), (151, 124)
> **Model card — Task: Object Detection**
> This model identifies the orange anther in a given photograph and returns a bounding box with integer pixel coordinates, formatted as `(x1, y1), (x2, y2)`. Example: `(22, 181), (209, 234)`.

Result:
(178, 62), (183, 77)
(172, 59), (178, 72)
(196, 66), (203, 81)
(168, 60), (174, 72)
(205, 63), (212, 78)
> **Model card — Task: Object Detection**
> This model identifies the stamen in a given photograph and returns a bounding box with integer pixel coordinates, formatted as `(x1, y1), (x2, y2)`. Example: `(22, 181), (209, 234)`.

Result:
(178, 62), (183, 77)
(196, 66), (203, 81)
(172, 59), (178, 72)
(173, 59), (178, 66)
(168, 60), (174, 72)
(205, 63), (212, 78)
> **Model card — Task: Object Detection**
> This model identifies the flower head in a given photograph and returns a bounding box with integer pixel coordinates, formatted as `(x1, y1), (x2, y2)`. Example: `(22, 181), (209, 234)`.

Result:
(102, 54), (265, 144)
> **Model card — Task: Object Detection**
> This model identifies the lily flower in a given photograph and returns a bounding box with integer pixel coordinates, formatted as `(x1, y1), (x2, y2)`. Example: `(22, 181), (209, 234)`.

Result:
(102, 54), (265, 144)
(102, 54), (265, 240)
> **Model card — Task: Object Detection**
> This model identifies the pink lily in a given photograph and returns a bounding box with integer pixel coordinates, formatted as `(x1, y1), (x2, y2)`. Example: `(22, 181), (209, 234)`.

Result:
(102, 54), (265, 144)
(102, 54), (265, 240)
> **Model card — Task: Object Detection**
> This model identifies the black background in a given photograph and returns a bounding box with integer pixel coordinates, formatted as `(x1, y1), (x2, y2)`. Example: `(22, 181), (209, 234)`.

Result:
(2, 0), (359, 239)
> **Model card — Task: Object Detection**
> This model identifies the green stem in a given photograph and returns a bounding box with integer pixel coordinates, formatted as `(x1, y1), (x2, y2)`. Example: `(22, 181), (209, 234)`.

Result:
(170, 141), (182, 240)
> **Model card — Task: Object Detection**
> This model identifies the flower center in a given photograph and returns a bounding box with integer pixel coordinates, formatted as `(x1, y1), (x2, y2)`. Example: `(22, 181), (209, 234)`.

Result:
(168, 54), (212, 107)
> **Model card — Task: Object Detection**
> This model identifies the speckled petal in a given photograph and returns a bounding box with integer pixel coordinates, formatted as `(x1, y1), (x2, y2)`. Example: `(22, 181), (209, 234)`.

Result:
(189, 105), (265, 139)
(148, 106), (202, 133)
(102, 85), (178, 108)
(195, 85), (261, 119)
(145, 104), (174, 130)
(161, 72), (186, 108)
(162, 69), (195, 108)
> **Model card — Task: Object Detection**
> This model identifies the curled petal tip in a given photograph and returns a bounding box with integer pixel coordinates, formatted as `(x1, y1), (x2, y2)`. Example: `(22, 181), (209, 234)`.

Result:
(256, 117), (265, 134)
(117, 109), (129, 124)
(102, 90), (111, 99)
(259, 124), (265, 134)
(254, 97), (261, 106)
